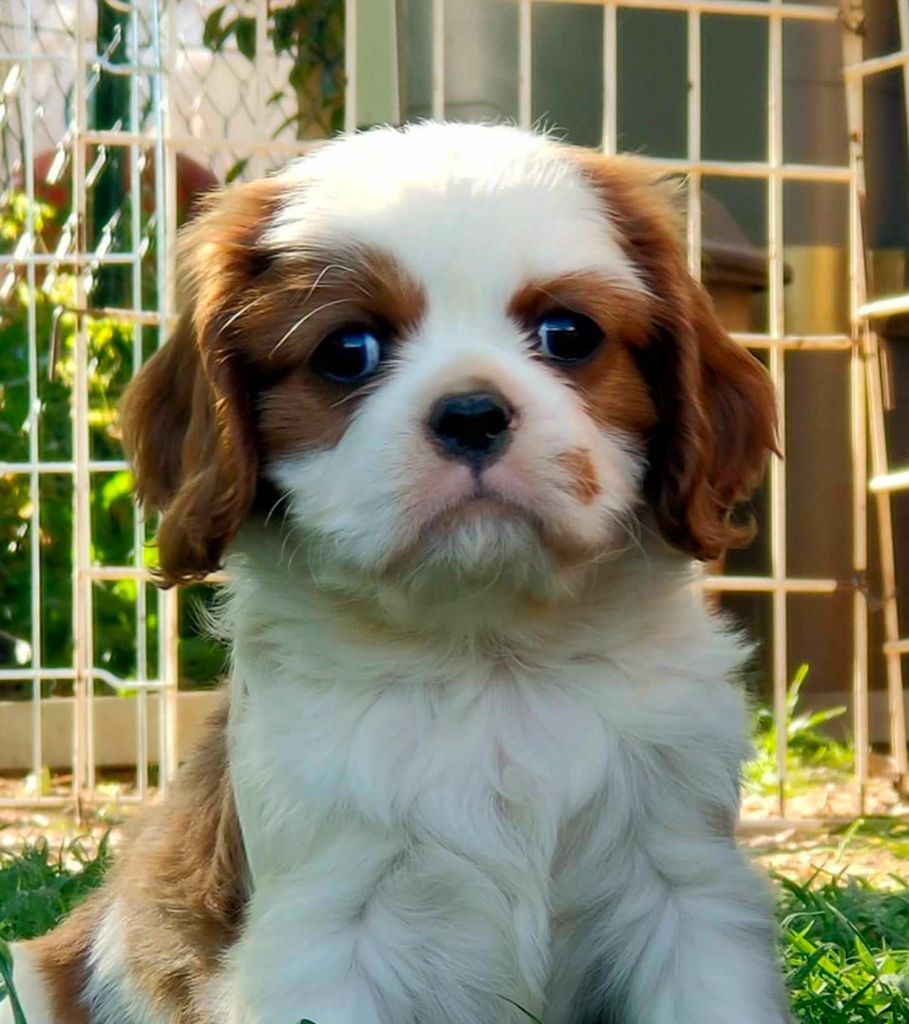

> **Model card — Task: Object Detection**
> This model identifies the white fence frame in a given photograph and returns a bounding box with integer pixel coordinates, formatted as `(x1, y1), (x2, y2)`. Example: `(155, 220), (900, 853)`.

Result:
(1, 0), (907, 823)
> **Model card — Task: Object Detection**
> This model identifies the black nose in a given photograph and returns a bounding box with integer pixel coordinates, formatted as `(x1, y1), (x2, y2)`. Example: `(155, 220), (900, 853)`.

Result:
(428, 391), (514, 465)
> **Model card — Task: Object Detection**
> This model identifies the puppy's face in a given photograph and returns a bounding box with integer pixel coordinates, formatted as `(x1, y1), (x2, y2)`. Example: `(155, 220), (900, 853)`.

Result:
(123, 124), (776, 604)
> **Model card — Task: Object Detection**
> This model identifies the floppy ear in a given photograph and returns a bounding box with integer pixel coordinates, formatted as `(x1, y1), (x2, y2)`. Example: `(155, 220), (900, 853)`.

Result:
(572, 152), (778, 560)
(637, 287), (778, 560)
(121, 177), (282, 585)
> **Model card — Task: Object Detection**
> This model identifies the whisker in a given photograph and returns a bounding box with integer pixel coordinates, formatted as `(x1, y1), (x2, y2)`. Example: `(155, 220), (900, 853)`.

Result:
(286, 539), (302, 573)
(301, 263), (348, 305)
(264, 491), (291, 529)
(281, 265), (372, 301)
(270, 298), (356, 357)
(218, 293), (270, 336)
(329, 376), (386, 409)
(599, 508), (652, 572)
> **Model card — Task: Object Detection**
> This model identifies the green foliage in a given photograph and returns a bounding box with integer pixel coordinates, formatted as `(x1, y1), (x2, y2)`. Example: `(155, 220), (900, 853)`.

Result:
(779, 871), (909, 1022)
(202, 1), (344, 140)
(0, 940), (27, 1024)
(745, 664), (853, 796)
(832, 818), (909, 864)
(0, 194), (55, 245)
(0, 836), (111, 943)
(0, 191), (226, 692)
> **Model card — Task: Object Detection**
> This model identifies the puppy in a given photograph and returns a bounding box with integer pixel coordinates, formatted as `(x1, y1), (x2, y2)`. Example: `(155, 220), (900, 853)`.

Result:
(4, 123), (788, 1024)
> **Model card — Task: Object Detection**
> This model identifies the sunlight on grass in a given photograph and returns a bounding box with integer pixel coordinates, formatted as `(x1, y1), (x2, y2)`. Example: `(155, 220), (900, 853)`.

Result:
(778, 870), (909, 1021)
(745, 664), (854, 798)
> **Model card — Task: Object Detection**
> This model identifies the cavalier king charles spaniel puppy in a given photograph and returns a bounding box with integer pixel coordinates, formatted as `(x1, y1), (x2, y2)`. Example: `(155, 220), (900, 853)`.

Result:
(3, 123), (789, 1024)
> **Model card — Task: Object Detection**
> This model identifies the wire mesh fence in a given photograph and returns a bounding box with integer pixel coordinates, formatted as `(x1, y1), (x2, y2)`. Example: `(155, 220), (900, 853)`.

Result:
(0, 0), (333, 812)
(0, 0), (907, 824)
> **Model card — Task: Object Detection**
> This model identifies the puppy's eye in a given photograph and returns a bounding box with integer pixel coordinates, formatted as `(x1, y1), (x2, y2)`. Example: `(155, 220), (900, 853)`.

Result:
(310, 327), (384, 383)
(535, 311), (604, 364)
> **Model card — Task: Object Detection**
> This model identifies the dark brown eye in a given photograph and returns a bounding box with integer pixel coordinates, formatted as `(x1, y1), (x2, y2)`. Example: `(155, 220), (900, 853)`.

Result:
(535, 311), (604, 364)
(310, 327), (384, 383)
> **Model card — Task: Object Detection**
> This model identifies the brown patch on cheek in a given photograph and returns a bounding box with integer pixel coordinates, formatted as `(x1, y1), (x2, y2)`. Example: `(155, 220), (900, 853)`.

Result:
(256, 370), (353, 456)
(557, 448), (601, 505)
(573, 342), (657, 437)
(508, 271), (657, 446)
(234, 250), (426, 459)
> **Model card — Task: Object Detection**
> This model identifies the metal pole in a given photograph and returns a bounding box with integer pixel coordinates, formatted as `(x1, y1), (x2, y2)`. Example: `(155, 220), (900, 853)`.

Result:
(841, 0), (871, 812)
(518, 0), (533, 129)
(768, 0), (789, 818)
(431, 0), (445, 120)
(602, 2), (617, 155)
(72, 0), (92, 816)
(153, 0), (180, 792)
(686, 8), (701, 279)
(22, 0), (44, 799)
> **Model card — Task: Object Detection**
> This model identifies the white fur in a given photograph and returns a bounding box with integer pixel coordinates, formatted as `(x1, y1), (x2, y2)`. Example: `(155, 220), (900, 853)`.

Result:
(219, 123), (787, 1023)
(81, 902), (165, 1024)
(265, 122), (644, 301)
(219, 536), (787, 1024)
(266, 124), (650, 623)
(17, 124), (787, 1024)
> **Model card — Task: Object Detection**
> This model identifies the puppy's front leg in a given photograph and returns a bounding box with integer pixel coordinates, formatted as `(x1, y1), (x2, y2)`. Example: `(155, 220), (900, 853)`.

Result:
(585, 836), (790, 1024)
(226, 831), (546, 1024)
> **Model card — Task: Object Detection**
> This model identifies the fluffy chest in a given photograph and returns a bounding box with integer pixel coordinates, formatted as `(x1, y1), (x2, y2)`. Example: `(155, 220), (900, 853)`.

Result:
(230, 665), (619, 875)
(226, 583), (750, 888)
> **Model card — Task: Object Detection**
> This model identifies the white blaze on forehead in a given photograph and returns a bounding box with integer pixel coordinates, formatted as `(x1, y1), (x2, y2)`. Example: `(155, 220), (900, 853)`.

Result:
(263, 123), (643, 303)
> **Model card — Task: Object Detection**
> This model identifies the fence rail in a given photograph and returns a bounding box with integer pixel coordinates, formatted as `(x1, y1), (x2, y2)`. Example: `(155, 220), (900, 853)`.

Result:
(1, 0), (907, 823)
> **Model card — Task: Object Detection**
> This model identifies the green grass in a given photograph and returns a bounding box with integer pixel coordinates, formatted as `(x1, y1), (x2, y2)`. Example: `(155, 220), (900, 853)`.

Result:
(1, 836), (908, 1022)
(0, 836), (111, 943)
(0, 835), (112, 1020)
(745, 663), (854, 797)
(778, 870), (909, 1022)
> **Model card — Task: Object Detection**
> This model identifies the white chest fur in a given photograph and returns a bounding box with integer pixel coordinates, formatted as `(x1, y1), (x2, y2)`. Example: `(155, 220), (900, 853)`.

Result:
(218, 548), (767, 1024)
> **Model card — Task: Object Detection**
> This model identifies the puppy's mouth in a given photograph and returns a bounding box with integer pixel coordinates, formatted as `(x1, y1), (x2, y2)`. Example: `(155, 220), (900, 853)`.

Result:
(430, 490), (526, 529)
(382, 481), (541, 569)
(408, 483), (529, 538)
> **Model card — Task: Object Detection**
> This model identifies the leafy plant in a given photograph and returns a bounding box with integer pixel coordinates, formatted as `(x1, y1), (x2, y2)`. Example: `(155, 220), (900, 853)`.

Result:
(0, 836), (111, 943)
(779, 870), (909, 1022)
(746, 664), (852, 796)
(0, 191), (226, 693)
(203, 0), (344, 141)
(0, 940), (27, 1024)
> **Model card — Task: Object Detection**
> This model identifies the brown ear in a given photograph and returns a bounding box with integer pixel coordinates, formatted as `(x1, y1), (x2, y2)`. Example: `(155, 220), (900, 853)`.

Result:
(121, 177), (282, 585)
(571, 151), (778, 560)
(637, 288), (778, 560)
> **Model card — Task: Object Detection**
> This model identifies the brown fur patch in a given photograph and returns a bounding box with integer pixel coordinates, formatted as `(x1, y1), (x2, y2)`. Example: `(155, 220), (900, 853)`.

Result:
(558, 449), (602, 505)
(508, 272), (657, 439)
(566, 150), (779, 560)
(113, 700), (247, 1020)
(121, 177), (285, 587)
(31, 701), (247, 1023)
(30, 895), (105, 1024)
(121, 171), (425, 585)
(244, 250), (425, 458)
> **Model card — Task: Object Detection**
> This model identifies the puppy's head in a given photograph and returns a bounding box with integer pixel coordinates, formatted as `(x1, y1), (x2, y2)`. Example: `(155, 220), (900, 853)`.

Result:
(123, 123), (776, 604)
